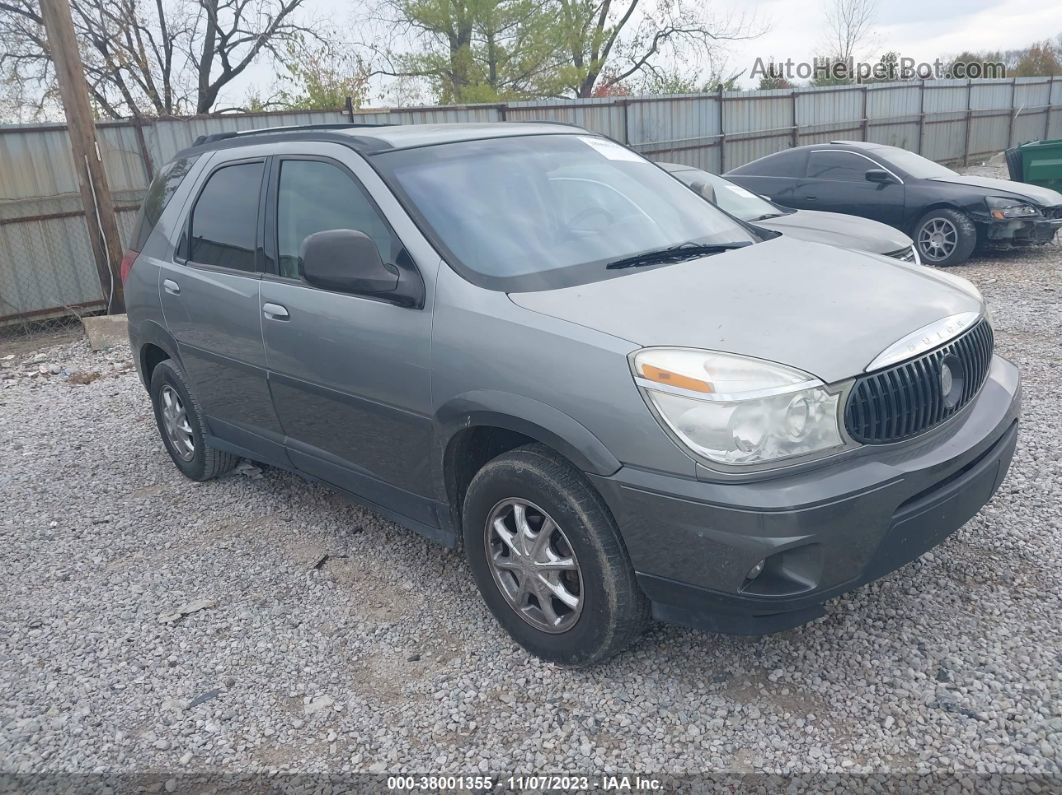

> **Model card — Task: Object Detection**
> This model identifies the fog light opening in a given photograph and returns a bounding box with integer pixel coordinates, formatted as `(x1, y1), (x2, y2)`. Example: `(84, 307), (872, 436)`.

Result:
(739, 544), (823, 597)
(745, 559), (766, 582)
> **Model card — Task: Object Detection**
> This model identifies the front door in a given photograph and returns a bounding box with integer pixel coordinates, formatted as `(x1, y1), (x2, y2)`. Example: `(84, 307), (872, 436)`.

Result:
(158, 156), (285, 460)
(794, 150), (905, 227)
(258, 153), (437, 528)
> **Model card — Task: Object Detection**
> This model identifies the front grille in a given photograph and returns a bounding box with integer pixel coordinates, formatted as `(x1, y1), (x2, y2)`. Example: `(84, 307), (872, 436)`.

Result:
(1043, 206), (1062, 220)
(885, 245), (916, 263)
(845, 319), (994, 444)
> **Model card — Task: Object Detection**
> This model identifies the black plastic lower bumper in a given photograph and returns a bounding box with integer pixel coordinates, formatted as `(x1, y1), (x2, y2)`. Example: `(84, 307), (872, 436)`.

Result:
(590, 355), (1021, 635)
(637, 420), (1016, 634)
(984, 216), (1062, 245)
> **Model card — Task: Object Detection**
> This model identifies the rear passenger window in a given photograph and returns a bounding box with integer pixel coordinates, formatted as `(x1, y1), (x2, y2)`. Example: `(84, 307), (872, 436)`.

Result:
(130, 154), (199, 251)
(807, 151), (868, 182)
(276, 160), (399, 280)
(187, 162), (263, 272)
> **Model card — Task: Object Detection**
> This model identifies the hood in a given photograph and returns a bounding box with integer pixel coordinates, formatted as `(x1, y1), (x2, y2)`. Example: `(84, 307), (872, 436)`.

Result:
(757, 209), (911, 254)
(508, 237), (984, 384)
(930, 175), (1062, 206)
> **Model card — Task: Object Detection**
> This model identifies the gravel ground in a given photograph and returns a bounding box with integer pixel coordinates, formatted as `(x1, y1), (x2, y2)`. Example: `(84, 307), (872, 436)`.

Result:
(1, 191), (1060, 778)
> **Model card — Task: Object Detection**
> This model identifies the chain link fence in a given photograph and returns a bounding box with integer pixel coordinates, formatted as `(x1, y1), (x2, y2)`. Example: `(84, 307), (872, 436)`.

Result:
(0, 193), (139, 340)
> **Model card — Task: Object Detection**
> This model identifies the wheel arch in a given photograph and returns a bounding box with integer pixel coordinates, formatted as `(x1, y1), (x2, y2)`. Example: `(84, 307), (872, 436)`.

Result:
(434, 391), (622, 539)
(909, 201), (966, 234)
(133, 320), (180, 390)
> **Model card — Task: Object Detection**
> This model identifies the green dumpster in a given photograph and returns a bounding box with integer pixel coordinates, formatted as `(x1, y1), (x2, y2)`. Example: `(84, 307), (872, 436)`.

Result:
(1005, 138), (1062, 192)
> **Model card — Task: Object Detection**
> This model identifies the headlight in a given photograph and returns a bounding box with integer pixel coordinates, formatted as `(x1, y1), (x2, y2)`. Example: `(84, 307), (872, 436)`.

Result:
(631, 349), (848, 466)
(986, 196), (1039, 220)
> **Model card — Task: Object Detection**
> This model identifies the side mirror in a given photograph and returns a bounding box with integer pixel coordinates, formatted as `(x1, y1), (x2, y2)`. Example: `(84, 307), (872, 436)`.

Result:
(865, 168), (895, 184)
(690, 180), (716, 203)
(300, 229), (399, 296)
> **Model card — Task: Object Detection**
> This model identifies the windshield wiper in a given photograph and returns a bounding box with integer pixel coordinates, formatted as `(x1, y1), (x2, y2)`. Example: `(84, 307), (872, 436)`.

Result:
(606, 241), (751, 270)
(750, 212), (784, 222)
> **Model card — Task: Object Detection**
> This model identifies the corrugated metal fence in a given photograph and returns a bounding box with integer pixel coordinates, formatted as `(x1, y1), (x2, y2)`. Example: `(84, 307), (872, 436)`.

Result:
(2, 76), (1060, 324)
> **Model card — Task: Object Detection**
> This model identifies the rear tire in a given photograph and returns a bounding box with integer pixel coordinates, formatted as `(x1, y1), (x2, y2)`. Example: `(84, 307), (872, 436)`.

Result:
(913, 208), (977, 266)
(150, 359), (238, 482)
(462, 444), (648, 666)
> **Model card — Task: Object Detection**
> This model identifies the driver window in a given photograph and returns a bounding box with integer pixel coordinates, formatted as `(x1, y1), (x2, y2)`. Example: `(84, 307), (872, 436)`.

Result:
(276, 160), (398, 279)
(807, 151), (869, 182)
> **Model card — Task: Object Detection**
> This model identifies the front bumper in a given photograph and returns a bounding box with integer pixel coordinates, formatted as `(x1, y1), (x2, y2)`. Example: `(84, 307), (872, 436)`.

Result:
(589, 355), (1021, 635)
(983, 215), (1062, 245)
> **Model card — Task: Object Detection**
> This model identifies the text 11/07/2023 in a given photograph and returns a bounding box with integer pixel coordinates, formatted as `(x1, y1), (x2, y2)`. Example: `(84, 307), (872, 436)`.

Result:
(385, 774), (665, 791)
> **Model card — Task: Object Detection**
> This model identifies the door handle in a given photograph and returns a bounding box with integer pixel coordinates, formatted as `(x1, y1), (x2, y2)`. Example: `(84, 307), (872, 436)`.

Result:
(805, 195), (817, 200)
(262, 302), (290, 321)
(162, 279), (180, 295)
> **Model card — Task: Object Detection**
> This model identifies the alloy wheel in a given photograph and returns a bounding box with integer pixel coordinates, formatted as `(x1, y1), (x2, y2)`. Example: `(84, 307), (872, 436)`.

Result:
(918, 217), (958, 261)
(484, 498), (584, 634)
(159, 384), (195, 461)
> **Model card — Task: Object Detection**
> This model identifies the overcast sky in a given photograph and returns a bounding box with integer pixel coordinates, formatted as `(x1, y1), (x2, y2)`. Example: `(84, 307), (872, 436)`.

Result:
(717, 0), (1061, 86)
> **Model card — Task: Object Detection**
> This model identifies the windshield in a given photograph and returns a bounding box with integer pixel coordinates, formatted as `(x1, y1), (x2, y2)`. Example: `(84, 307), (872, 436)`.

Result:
(878, 148), (956, 179)
(671, 167), (783, 221)
(374, 134), (758, 291)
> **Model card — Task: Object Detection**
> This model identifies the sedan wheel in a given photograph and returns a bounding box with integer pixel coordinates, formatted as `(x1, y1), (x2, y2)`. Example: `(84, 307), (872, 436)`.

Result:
(918, 217), (958, 261)
(913, 209), (977, 266)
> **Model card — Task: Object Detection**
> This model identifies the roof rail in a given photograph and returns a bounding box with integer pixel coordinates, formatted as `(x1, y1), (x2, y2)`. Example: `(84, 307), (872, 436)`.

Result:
(191, 122), (392, 147)
(511, 119), (587, 129)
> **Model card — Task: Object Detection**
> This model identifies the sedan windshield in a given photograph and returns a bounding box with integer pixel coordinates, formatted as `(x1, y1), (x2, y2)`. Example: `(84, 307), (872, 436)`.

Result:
(670, 167), (785, 221)
(877, 147), (956, 179)
(374, 134), (758, 291)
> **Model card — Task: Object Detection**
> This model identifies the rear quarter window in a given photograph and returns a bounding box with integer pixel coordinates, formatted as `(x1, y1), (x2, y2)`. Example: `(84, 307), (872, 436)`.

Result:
(129, 155), (199, 251)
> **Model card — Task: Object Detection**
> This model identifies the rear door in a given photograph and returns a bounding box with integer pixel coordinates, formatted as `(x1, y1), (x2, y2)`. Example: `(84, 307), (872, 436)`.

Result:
(157, 151), (286, 463)
(793, 150), (904, 226)
(258, 145), (438, 529)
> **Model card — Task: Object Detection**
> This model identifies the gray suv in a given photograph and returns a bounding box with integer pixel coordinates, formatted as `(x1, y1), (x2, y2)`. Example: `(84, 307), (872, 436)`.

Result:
(124, 123), (1020, 666)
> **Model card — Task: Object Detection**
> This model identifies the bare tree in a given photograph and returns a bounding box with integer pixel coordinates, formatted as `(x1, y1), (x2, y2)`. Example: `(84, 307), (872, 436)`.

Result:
(822, 0), (876, 64)
(555, 0), (760, 98)
(190, 0), (320, 113)
(0, 0), (321, 119)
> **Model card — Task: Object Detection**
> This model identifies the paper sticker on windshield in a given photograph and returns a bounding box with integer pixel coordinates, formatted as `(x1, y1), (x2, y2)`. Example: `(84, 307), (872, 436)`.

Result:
(724, 184), (758, 199)
(578, 136), (646, 162)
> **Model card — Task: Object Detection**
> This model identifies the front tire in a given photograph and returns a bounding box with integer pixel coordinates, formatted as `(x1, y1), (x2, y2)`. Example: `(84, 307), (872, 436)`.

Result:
(149, 359), (238, 482)
(462, 444), (648, 666)
(914, 208), (977, 266)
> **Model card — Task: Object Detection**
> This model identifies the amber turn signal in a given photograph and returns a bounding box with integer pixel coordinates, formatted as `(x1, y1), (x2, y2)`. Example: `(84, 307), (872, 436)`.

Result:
(640, 363), (714, 393)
